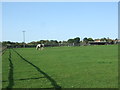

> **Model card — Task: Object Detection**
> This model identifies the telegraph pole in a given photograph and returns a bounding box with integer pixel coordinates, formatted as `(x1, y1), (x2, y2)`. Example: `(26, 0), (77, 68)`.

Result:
(22, 31), (26, 48)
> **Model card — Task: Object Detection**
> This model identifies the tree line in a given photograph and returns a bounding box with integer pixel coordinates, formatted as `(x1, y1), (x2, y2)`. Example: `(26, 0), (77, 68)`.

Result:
(1, 37), (119, 48)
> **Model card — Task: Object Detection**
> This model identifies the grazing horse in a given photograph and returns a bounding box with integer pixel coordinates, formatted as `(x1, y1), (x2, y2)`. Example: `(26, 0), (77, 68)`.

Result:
(36, 44), (44, 50)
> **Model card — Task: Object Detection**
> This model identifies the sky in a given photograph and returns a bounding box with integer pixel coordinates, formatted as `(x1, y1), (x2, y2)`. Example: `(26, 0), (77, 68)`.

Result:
(2, 2), (118, 43)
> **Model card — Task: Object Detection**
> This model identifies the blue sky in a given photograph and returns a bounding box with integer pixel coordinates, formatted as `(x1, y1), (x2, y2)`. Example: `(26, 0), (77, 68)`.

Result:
(2, 2), (118, 43)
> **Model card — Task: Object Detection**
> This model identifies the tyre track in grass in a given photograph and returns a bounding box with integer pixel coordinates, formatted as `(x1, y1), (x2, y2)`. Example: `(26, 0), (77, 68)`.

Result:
(7, 49), (14, 89)
(0, 48), (7, 56)
(2, 77), (45, 82)
(12, 49), (61, 89)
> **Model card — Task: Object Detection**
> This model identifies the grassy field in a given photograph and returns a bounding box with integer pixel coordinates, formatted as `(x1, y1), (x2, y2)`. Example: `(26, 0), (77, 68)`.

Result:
(2, 45), (118, 88)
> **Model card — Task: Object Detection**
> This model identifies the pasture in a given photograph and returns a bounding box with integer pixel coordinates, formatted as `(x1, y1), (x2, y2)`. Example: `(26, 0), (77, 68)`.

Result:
(2, 45), (118, 88)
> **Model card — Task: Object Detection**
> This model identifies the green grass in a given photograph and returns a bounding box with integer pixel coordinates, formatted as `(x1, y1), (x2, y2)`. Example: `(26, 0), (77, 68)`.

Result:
(2, 45), (118, 88)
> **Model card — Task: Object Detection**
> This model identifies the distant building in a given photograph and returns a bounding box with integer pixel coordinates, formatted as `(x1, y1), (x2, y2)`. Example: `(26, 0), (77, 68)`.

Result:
(94, 39), (101, 42)
(89, 39), (107, 45)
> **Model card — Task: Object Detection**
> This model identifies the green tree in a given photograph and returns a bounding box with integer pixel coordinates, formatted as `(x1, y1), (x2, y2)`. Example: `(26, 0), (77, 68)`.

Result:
(87, 38), (94, 41)
(100, 38), (107, 42)
(83, 37), (88, 44)
(67, 39), (74, 43)
(74, 37), (80, 44)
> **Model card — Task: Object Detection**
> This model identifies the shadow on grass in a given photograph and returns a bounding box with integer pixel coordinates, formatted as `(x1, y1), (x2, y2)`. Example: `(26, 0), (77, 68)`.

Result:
(13, 49), (61, 89)
(6, 49), (14, 89)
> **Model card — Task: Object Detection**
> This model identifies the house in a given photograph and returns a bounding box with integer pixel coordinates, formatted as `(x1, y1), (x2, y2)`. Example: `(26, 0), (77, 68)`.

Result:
(94, 39), (101, 42)
(89, 39), (107, 45)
